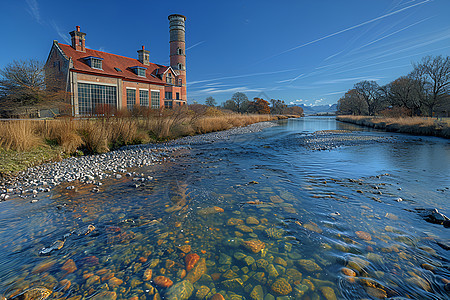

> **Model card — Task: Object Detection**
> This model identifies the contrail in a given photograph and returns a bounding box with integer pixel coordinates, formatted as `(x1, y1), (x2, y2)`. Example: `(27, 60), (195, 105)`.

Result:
(188, 68), (298, 86)
(276, 73), (305, 84)
(259, 0), (433, 61)
(186, 41), (205, 51)
(352, 17), (432, 52)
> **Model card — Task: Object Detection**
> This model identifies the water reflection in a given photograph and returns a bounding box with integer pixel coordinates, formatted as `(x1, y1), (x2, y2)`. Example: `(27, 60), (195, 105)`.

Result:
(0, 117), (449, 300)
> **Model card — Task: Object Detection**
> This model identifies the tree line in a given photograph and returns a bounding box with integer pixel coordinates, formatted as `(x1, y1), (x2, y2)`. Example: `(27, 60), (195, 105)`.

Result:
(204, 92), (303, 116)
(337, 55), (450, 117)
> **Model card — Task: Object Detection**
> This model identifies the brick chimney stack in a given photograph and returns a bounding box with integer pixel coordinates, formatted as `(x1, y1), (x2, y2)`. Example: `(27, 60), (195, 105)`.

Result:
(70, 26), (86, 52)
(137, 45), (150, 66)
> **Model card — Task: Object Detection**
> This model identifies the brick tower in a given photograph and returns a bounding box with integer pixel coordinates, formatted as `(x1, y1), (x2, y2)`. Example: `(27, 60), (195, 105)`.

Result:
(168, 14), (187, 100)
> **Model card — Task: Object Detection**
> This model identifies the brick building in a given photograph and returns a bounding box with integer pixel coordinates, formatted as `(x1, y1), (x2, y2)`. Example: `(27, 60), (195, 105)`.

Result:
(45, 14), (187, 116)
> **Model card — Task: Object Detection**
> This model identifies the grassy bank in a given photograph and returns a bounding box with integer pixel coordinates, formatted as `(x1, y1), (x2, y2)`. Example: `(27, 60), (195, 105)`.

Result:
(337, 115), (450, 139)
(0, 110), (295, 176)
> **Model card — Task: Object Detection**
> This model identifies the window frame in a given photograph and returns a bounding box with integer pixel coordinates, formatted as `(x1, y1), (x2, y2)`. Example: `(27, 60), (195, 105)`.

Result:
(139, 89), (149, 107)
(126, 88), (136, 111)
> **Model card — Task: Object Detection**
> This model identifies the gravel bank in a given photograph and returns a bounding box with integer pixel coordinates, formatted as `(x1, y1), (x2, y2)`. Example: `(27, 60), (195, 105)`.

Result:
(0, 121), (278, 201)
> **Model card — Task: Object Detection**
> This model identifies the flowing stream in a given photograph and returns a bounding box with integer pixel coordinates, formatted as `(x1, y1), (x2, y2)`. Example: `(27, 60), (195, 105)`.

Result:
(0, 117), (449, 300)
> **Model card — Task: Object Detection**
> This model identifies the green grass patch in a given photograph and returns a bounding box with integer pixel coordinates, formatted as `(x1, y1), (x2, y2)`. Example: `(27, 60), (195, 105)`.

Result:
(0, 146), (63, 176)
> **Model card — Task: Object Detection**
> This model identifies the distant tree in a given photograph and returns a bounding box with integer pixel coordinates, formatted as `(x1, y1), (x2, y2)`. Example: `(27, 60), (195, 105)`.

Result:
(337, 89), (368, 115)
(270, 99), (287, 114)
(412, 55), (450, 116)
(222, 99), (238, 111)
(248, 98), (270, 114)
(354, 80), (382, 115)
(387, 76), (423, 116)
(230, 92), (249, 113)
(284, 106), (304, 116)
(205, 96), (217, 107)
(0, 59), (67, 117)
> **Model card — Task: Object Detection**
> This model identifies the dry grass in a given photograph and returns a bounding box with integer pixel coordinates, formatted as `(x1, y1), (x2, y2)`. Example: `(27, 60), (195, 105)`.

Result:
(0, 112), (281, 154)
(337, 115), (450, 138)
(0, 120), (42, 151)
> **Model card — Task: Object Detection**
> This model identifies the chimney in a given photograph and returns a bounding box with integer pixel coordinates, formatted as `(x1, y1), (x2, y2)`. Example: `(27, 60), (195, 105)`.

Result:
(137, 45), (150, 66)
(70, 26), (86, 52)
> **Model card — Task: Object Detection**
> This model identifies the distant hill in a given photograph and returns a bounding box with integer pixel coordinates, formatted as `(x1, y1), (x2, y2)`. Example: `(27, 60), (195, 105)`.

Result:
(293, 104), (337, 115)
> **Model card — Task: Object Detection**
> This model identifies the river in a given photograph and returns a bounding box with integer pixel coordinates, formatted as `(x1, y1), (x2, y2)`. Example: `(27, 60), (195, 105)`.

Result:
(0, 117), (449, 300)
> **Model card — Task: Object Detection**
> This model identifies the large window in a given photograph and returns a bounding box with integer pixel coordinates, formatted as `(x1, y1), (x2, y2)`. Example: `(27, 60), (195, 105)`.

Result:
(127, 89), (136, 110)
(151, 91), (160, 109)
(164, 101), (173, 109)
(78, 83), (116, 115)
(140, 90), (149, 107)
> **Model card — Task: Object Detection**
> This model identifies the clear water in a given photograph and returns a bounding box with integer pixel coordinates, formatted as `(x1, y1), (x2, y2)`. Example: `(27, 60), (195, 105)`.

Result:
(1, 117), (449, 300)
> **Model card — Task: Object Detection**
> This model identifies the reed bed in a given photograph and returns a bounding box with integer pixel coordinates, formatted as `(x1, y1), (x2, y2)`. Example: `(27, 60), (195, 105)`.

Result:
(0, 113), (281, 154)
(337, 115), (450, 138)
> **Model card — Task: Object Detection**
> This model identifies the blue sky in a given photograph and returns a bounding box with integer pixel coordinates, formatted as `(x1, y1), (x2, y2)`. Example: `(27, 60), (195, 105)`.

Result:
(1, 0), (450, 106)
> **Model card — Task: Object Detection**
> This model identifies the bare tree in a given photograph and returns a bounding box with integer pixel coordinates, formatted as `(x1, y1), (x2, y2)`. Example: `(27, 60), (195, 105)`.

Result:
(354, 80), (382, 115)
(412, 55), (450, 116)
(337, 89), (368, 115)
(270, 99), (287, 115)
(205, 96), (217, 107)
(231, 92), (249, 113)
(0, 59), (67, 117)
(387, 76), (423, 116)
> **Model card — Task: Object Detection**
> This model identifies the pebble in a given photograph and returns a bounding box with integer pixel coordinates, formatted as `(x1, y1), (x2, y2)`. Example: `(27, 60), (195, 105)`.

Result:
(1, 122), (278, 199)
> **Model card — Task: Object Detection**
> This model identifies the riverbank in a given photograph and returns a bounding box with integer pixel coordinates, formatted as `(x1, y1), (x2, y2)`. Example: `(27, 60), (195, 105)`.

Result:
(337, 115), (450, 138)
(0, 113), (296, 176)
(0, 121), (279, 200)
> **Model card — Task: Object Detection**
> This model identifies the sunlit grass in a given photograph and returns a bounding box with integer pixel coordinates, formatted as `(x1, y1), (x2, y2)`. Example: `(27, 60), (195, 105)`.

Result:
(337, 115), (450, 138)
(0, 112), (290, 175)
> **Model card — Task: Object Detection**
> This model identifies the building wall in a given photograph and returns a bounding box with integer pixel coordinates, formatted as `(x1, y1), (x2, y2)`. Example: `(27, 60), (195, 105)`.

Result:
(69, 71), (167, 115)
(122, 80), (164, 109)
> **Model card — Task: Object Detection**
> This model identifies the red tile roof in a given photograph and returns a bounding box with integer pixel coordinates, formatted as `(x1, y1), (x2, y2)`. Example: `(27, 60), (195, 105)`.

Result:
(58, 43), (166, 85)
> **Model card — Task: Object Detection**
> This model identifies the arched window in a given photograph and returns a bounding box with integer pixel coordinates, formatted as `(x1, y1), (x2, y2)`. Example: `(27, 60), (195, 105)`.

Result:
(177, 48), (183, 55)
(178, 63), (183, 70)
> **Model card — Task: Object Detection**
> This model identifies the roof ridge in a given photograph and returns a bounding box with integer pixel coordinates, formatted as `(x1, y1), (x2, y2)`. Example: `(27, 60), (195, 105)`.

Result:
(59, 43), (167, 68)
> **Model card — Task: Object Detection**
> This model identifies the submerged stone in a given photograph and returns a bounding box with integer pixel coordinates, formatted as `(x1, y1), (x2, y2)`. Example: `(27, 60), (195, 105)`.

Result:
(61, 259), (77, 274)
(355, 231), (372, 241)
(250, 285), (264, 300)
(227, 218), (244, 226)
(219, 253), (232, 265)
(195, 286), (210, 300)
(185, 253), (200, 272)
(165, 280), (194, 300)
(320, 286), (337, 300)
(221, 278), (244, 290)
(297, 259), (322, 272)
(185, 258), (206, 283)
(271, 278), (292, 295)
(8, 287), (52, 300)
(153, 276), (173, 288)
(246, 217), (260, 225)
(242, 240), (266, 253)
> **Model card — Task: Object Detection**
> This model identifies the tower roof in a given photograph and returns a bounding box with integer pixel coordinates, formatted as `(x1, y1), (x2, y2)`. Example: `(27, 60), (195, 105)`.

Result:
(168, 14), (186, 20)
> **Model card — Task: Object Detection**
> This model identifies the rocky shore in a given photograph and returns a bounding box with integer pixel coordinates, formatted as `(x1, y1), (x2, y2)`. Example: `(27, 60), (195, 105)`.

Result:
(0, 122), (278, 202)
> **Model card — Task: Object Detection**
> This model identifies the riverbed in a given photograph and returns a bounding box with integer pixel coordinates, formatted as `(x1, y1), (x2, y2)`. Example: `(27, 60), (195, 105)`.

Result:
(0, 117), (449, 300)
